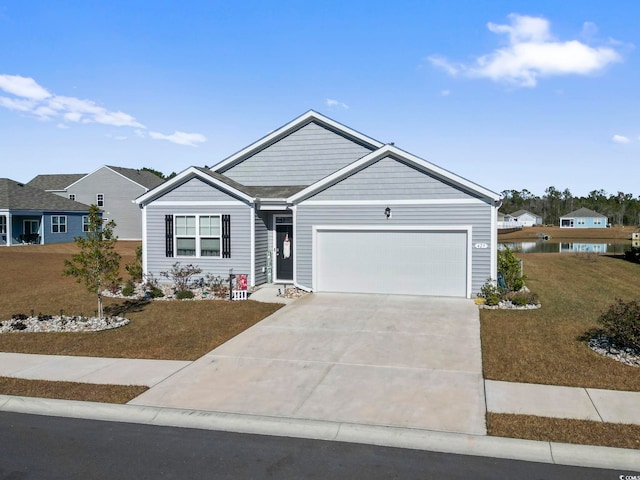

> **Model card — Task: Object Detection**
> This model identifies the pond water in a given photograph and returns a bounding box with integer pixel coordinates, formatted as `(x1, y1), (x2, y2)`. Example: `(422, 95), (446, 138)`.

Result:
(499, 240), (633, 254)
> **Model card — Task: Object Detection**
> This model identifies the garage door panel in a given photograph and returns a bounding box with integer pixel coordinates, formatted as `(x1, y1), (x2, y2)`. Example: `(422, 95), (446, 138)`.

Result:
(316, 230), (467, 297)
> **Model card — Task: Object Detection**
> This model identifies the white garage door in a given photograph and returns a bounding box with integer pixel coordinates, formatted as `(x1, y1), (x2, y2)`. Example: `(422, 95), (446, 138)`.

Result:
(316, 229), (468, 297)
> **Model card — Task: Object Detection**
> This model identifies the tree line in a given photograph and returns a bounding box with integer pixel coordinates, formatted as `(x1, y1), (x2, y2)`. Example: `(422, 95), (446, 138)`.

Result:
(500, 187), (640, 226)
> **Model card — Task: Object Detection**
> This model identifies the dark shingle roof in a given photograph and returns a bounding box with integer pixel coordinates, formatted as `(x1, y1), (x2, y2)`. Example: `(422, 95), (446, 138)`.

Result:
(0, 178), (92, 211)
(193, 167), (306, 198)
(561, 207), (607, 218)
(27, 173), (86, 191)
(107, 166), (165, 189)
(509, 209), (541, 217)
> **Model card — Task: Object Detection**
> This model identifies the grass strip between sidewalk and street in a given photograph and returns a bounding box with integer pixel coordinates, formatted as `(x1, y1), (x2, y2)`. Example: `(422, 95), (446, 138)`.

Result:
(0, 377), (147, 404)
(487, 413), (640, 450)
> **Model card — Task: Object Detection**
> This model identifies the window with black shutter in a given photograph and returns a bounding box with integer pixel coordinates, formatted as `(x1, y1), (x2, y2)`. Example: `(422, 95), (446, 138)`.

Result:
(165, 215), (174, 257)
(222, 214), (231, 258)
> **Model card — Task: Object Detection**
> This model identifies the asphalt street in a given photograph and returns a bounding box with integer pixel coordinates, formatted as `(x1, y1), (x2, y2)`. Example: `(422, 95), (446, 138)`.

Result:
(0, 412), (631, 480)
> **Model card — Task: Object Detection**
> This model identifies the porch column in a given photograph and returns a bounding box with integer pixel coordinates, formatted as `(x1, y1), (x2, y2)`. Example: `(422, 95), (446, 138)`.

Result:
(6, 213), (12, 246)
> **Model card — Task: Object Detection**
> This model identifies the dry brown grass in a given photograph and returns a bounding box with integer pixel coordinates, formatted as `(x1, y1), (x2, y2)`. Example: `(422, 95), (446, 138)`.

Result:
(499, 225), (637, 241)
(481, 252), (640, 391)
(0, 376), (147, 403)
(0, 242), (282, 360)
(487, 413), (640, 450)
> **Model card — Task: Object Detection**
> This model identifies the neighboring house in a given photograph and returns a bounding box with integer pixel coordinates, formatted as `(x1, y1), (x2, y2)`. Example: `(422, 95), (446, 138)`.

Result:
(0, 178), (94, 246)
(28, 166), (165, 240)
(504, 209), (542, 227)
(135, 111), (501, 298)
(559, 207), (608, 229)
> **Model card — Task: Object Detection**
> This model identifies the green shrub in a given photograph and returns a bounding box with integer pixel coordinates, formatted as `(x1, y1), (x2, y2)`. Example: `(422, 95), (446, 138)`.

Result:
(121, 280), (135, 297)
(148, 287), (164, 298)
(175, 289), (195, 300)
(597, 298), (640, 350)
(508, 290), (539, 306)
(498, 247), (526, 291)
(624, 246), (640, 264)
(479, 279), (504, 306)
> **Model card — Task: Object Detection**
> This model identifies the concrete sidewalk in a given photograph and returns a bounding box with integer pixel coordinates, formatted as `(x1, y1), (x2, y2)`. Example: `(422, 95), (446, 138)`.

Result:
(486, 380), (640, 425)
(2, 352), (638, 427)
(0, 352), (190, 387)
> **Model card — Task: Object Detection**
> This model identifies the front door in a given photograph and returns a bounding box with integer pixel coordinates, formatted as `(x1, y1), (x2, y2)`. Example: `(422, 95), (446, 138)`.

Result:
(275, 216), (293, 281)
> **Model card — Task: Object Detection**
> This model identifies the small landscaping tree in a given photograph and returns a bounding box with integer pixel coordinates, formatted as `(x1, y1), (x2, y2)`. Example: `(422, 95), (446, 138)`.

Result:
(498, 247), (526, 291)
(63, 205), (121, 319)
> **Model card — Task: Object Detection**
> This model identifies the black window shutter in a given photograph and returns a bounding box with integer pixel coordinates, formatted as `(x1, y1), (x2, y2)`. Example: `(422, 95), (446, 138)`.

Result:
(165, 215), (174, 257)
(222, 214), (231, 258)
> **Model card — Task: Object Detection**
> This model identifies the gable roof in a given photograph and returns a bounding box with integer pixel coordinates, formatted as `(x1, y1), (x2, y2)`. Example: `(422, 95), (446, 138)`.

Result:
(105, 166), (166, 189)
(27, 173), (86, 192)
(288, 144), (501, 204)
(509, 209), (541, 218)
(136, 167), (254, 205)
(561, 207), (607, 218)
(213, 110), (385, 174)
(0, 178), (92, 211)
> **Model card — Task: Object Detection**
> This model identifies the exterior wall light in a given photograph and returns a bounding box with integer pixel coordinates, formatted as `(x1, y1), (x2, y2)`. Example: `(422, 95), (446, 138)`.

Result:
(385, 207), (391, 219)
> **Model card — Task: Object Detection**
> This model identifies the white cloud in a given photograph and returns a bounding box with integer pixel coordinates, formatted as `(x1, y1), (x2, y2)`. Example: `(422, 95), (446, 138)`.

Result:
(149, 130), (207, 147)
(612, 134), (630, 144)
(429, 14), (622, 87)
(326, 98), (349, 109)
(0, 74), (51, 100)
(440, 89), (451, 97)
(0, 73), (208, 146)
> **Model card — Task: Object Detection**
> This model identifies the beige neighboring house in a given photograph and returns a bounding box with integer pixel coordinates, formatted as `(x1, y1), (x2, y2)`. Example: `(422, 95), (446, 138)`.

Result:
(28, 166), (165, 240)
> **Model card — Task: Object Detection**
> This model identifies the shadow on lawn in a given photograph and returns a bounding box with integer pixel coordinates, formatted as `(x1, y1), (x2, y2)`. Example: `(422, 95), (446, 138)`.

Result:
(104, 299), (150, 317)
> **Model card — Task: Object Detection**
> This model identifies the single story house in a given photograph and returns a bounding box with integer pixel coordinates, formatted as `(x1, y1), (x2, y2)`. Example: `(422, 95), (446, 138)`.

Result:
(559, 207), (608, 229)
(135, 111), (501, 298)
(504, 209), (542, 227)
(0, 178), (94, 246)
(28, 166), (165, 240)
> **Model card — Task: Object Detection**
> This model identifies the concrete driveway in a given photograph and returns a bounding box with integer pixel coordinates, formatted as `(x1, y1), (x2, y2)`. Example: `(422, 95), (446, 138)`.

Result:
(130, 293), (486, 435)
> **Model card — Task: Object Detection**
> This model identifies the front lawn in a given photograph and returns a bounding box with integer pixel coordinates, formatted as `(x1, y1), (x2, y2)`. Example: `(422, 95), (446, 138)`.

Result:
(0, 243), (282, 360)
(481, 252), (640, 391)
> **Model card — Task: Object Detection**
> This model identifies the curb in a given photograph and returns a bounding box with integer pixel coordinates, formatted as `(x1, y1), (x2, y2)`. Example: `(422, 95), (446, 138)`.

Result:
(1, 395), (638, 471)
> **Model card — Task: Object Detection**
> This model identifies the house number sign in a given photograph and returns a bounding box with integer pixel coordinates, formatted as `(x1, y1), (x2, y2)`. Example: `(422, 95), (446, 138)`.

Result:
(474, 243), (489, 249)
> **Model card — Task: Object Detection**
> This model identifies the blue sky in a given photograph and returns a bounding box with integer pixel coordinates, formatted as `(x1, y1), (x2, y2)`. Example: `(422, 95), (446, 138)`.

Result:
(1, 0), (638, 197)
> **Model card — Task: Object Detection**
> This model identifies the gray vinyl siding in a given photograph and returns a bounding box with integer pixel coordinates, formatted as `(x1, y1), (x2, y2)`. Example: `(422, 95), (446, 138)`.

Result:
(295, 203), (493, 295)
(310, 156), (476, 201)
(254, 210), (269, 285)
(145, 203), (252, 284)
(160, 177), (246, 202)
(67, 167), (147, 240)
(219, 122), (373, 186)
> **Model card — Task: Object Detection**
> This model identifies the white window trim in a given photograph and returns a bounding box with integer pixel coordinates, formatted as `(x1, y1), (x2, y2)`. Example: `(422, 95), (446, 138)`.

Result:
(51, 215), (67, 234)
(96, 193), (104, 207)
(174, 214), (222, 258)
(82, 215), (90, 232)
(69, 194), (76, 201)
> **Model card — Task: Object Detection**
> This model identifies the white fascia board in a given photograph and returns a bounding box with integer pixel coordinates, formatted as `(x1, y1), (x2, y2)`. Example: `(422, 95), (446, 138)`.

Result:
(289, 145), (501, 204)
(212, 110), (384, 173)
(135, 167), (254, 205)
(256, 199), (290, 211)
(300, 198), (487, 206)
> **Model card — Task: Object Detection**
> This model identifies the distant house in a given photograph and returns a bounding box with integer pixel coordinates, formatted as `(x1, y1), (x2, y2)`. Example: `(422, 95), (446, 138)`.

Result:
(504, 210), (542, 227)
(28, 166), (165, 240)
(0, 178), (93, 246)
(559, 207), (608, 229)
